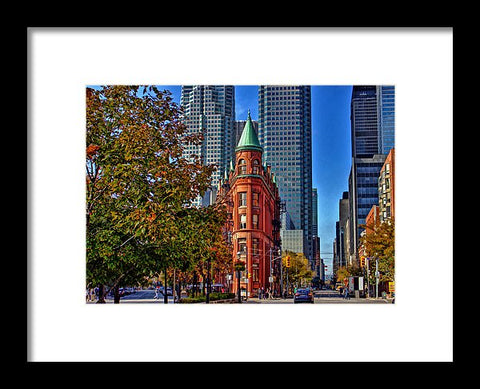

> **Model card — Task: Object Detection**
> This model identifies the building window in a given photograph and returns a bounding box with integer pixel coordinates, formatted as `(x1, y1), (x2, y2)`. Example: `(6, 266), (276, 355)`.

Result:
(252, 192), (259, 207)
(253, 268), (259, 282)
(239, 192), (247, 207)
(252, 238), (259, 256)
(238, 238), (247, 254)
(252, 159), (260, 174)
(238, 159), (246, 175)
(252, 214), (258, 229)
(240, 214), (247, 229)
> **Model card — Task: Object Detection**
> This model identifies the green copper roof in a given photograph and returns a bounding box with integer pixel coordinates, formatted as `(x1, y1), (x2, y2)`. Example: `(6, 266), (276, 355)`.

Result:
(235, 110), (263, 152)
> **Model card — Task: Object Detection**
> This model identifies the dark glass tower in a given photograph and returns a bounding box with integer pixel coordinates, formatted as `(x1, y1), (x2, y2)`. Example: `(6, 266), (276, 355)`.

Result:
(349, 85), (395, 262)
(378, 85), (395, 154)
(351, 86), (379, 158)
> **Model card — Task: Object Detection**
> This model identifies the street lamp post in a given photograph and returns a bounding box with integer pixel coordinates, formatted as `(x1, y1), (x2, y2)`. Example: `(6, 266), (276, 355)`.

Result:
(236, 266), (242, 303)
(269, 249), (282, 298)
(365, 257), (370, 297)
(236, 250), (247, 303)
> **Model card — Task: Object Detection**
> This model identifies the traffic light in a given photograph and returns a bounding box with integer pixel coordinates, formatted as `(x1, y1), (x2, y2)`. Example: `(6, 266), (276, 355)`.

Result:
(360, 256), (365, 267)
(285, 256), (291, 268)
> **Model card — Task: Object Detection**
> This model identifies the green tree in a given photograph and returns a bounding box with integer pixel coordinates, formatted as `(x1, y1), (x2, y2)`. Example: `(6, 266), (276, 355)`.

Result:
(336, 266), (349, 283)
(282, 251), (313, 289)
(360, 217), (395, 283)
(86, 85), (215, 302)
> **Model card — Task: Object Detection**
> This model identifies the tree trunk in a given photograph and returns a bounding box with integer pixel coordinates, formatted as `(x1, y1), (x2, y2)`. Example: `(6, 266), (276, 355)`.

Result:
(206, 259), (211, 304)
(113, 285), (120, 304)
(173, 268), (176, 303)
(193, 272), (197, 297)
(164, 269), (168, 304)
(96, 284), (106, 303)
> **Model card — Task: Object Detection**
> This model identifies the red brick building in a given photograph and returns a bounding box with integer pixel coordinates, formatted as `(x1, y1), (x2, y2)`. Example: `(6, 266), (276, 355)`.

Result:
(217, 111), (281, 298)
(378, 148), (395, 222)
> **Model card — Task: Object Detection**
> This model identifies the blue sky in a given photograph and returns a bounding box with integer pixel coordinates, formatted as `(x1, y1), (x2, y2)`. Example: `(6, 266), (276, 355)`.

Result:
(155, 85), (353, 273)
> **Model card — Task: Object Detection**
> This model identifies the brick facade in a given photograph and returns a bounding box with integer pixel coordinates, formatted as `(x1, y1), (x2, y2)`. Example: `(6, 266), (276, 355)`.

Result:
(217, 112), (281, 298)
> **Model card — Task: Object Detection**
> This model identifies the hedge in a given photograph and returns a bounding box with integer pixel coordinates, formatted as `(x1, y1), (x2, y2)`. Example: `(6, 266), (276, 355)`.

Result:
(179, 292), (235, 303)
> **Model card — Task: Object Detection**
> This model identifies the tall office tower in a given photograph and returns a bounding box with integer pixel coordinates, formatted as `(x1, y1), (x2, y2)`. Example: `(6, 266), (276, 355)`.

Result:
(180, 85), (235, 206)
(258, 85), (313, 262)
(350, 85), (395, 157)
(312, 188), (318, 237)
(378, 86), (395, 155)
(311, 187), (318, 273)
(349, 86), (395, 261)
(335, 191), (349, 269)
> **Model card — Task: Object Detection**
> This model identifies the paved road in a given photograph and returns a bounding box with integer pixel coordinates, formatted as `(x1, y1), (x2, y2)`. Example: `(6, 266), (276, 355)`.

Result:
(87, 288), (392, 304)
(87, 289), (174, 304)
(245, 289), (392, 304)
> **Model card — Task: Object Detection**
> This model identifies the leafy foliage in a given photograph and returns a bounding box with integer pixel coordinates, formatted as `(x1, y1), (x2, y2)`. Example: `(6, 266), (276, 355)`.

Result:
(86, 85), (227, 300)
(360, 217), (395, 282)
(282, 251), (314, 288)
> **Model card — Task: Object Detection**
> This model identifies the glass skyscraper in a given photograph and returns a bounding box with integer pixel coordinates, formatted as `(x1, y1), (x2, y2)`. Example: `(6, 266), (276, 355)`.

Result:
(180, 85), (235, 206)
(378, 85), (395, 154)
(349, 85), (395, 260)
(258, 85), (313, 261)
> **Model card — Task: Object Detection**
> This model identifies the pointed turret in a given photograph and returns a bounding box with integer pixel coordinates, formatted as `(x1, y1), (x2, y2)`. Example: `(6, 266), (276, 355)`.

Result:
(235, 109), (262, 152)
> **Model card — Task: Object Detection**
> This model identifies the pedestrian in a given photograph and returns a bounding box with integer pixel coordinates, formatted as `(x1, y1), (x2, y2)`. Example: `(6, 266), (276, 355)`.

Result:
(344, 288), (350, 300)
(154, 287), (159, 299)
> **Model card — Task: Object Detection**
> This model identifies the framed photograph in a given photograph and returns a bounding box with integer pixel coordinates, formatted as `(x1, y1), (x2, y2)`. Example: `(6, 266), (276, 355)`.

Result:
(28, 27), (453, 362)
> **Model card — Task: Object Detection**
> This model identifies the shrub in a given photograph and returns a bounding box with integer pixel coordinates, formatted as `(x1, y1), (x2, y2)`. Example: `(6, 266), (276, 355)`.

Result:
(179, 292), (235, 303)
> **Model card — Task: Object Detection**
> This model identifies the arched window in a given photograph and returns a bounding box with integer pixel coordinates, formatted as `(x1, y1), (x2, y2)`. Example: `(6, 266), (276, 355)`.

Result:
(252, 159), (260, 174)
(238, 159), (246, 174)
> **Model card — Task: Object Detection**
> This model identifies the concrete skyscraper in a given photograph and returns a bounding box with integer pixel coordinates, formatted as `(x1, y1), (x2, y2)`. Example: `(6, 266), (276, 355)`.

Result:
(180, 85), (235, 206)
(258, 85), (313, 263)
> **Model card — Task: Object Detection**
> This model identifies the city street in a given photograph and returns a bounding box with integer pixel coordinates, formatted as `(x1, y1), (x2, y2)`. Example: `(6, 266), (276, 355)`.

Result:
(86, 289), (174, 304)
(86, 288), (392, 304)
(245, 289), (392, 304)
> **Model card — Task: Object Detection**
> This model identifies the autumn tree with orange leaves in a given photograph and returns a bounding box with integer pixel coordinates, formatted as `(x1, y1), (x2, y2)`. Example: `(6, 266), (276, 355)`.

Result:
(86, 85), (226, 302)
(360, 218), (395, 284)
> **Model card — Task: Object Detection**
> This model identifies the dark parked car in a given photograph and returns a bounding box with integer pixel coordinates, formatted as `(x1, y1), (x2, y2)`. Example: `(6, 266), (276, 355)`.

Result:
(293, 288), (314, 304)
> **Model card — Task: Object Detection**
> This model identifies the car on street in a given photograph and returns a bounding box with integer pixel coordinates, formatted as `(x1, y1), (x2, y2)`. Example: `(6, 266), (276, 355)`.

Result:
(293, 288), (314, 303)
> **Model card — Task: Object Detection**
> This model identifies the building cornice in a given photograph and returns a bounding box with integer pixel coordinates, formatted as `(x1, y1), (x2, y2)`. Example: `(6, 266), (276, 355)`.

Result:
(230, 173), (277, 200)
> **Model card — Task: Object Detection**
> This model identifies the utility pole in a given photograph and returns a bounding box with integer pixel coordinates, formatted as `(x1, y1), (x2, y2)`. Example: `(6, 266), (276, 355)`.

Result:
(164, 267), (168, 304)
(366, 257), (370, 298)
(375, 256), (379, 299)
